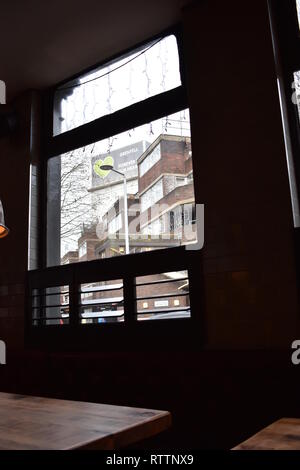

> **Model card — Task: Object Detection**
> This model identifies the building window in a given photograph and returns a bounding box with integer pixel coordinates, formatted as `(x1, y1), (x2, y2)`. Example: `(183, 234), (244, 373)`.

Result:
(139, 144), (161, 177)
(28, 27), (201, 347)
(169, 211), (175, 232)
(176, 176), (186, 187)
(78, 241), (87, 258)
(108, 213), (122, 234)
(45, 28), (197, 267)
(53, 35), (181, 135)
(135, 270), (191, 321)
(47, 108), (195, 266)
(140, 179), (164, 213)
(141, 217), (163, 236)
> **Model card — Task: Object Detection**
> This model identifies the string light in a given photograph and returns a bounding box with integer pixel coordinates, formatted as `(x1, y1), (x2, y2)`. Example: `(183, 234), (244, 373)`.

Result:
(144, 53), (151, 97)
(60, 35), (177, 135)
(57, 37), (162, 92)
(106, 65), (112, 114)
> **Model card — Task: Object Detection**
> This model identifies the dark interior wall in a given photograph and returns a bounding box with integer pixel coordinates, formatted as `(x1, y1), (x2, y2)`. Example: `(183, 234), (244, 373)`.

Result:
(184, 0), (300, 348)
(0, 0), (299, 450)
(0, 92), (33, 350)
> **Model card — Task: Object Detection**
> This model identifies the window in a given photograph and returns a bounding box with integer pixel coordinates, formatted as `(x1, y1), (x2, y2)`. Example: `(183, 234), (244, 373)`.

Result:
(135, 270), (191, 321)
(139, 144), (161, 177)
(32, 285), (70, 326)
(80, 280), (124, 324)
(78, 241), (87, 258)
(108, 213), (122, 234)
(47, 108), (194, 266)
(140, 179), (164, 212)
(169, 211), (175, 232)
(28, 27), (201, 348)
(141, 217), (163, 236)
(176, 176), (186, 187)
(53, 35), (181, 135)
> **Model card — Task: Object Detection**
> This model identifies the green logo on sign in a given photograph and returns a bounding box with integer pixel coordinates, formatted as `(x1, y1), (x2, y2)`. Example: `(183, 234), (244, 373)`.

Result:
(93, 156), (114, 178)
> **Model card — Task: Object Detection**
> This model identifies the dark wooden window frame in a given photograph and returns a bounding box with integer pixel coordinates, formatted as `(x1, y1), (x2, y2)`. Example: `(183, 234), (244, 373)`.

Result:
(26, 25), (204, 351)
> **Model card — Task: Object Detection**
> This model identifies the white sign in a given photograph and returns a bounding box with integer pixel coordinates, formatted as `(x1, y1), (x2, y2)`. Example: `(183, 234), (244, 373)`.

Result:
(154, 300), (169, 308)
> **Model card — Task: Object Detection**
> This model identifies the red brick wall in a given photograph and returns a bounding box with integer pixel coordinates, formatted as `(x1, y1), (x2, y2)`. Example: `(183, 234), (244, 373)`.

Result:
(139, 139), (192, 194)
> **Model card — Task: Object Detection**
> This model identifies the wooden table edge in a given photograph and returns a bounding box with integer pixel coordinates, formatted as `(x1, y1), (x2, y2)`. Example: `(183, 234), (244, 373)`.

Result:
(231, 418), (300, 450)
(67, 410), (172, 450)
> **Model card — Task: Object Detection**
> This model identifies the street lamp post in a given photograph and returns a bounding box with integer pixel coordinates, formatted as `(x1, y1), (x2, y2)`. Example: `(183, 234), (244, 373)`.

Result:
(99, 165), (129, 254)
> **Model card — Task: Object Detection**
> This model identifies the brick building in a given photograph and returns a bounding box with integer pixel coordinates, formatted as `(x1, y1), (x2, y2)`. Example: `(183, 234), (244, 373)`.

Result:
(137, 134), (195, 245)
(70, 133), (195, 323)
(91, 133), (196, 258)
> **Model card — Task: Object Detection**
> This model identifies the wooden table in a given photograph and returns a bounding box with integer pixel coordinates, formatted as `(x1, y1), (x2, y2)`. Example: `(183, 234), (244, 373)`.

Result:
(233, 418), (300, 450)
(0, 392), (171, 450)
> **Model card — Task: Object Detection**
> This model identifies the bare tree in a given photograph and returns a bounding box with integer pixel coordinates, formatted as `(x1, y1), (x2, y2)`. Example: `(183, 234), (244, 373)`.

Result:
(60, 149), (93, 251)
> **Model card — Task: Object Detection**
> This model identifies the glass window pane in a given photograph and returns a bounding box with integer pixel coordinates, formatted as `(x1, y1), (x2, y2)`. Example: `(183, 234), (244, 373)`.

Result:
(47, 109), (197, 267)
(135, 270), (191, 321)
(53, 35), (181, 135)
(32, 285), (69, 326)
(80, 280), (124, 324)
(140, 145), (161, 177)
